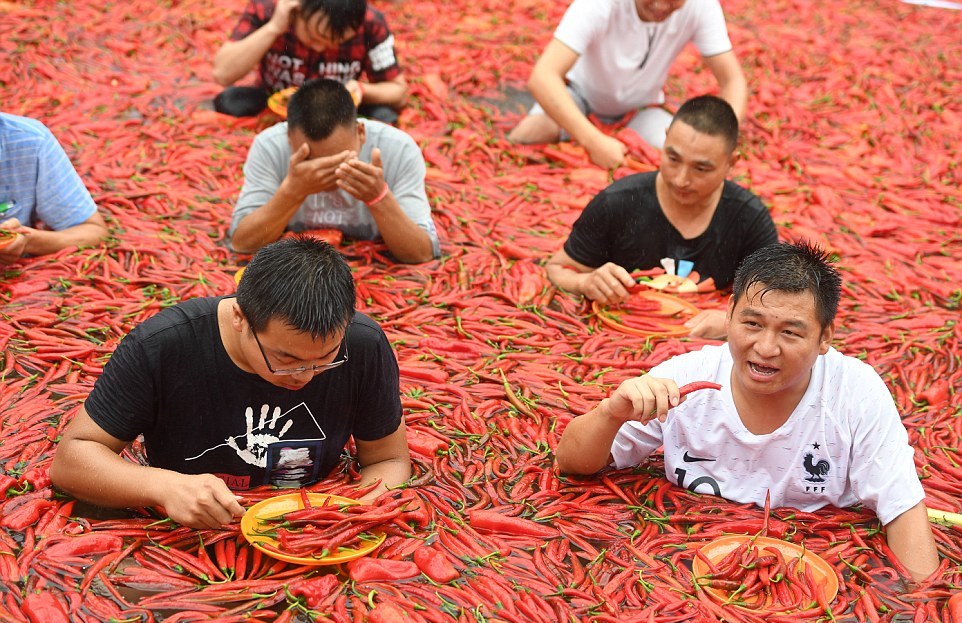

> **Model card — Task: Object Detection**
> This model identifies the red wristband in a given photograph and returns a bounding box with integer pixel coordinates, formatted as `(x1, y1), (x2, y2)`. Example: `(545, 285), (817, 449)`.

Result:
(365, 185), (390, 207)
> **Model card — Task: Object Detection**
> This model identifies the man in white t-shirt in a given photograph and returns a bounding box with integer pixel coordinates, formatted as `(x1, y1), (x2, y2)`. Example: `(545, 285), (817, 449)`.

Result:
(557, 241), (939, 582)
(508, 0), (748, 169)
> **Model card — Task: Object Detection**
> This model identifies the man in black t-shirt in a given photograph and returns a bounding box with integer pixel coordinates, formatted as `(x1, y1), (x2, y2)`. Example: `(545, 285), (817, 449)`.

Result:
(50, 238), (411, 529)
(546, 95), (777, 340)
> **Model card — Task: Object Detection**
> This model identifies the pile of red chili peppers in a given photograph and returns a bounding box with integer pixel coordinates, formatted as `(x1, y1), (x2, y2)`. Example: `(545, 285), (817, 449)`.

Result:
(1, 0), (960, 621)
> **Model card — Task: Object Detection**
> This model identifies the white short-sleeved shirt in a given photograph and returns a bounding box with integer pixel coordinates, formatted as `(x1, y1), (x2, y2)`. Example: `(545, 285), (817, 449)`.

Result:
(555, 0), (733, 116)
(610, 345), (923, 525)
(230, 120), (439, 257)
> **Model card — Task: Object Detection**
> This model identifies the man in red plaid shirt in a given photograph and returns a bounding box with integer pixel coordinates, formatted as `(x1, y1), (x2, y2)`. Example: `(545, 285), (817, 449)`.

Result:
(213, 0), (407, 123)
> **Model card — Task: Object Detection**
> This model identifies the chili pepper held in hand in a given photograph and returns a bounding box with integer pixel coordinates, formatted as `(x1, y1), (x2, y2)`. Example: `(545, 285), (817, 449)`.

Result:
(678, 381), (723, 398)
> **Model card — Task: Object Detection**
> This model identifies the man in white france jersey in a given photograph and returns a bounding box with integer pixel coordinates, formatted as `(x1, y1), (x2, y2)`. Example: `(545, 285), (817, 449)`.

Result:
(556, 241), (939, 582)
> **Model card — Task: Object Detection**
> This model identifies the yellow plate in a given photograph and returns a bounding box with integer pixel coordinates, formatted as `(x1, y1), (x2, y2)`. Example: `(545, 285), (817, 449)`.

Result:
(267, 87), (298, 118)
(234, 266), (245, 285)
(692, 535), (838, 612)
(241, 492), (385, 566)
(267, 86), (361, 119)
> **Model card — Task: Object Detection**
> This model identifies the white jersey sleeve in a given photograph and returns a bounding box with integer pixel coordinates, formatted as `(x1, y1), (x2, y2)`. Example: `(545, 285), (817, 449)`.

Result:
(834, 357), (924, 525)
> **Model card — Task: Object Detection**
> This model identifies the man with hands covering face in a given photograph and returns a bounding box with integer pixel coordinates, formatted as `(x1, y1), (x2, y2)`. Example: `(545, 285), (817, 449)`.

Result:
(229, 78), (439, 263)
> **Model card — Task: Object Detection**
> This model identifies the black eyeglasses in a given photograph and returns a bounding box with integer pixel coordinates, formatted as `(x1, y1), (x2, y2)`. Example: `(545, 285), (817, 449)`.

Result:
(250, 327), (349, 375)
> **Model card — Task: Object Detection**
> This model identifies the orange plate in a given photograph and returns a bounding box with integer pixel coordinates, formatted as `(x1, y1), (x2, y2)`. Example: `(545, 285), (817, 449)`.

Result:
(268, 86), (361, 119)
(692, 535), (839, 612)
(267, 87), (298, 118)
(592, 289), (700, 338)
(233, 266), (245, 286)
(241, 492), (385, 566)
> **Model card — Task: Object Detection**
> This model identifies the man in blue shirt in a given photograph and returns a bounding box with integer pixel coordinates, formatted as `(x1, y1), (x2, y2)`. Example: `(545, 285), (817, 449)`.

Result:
(0, 113), (108, 263)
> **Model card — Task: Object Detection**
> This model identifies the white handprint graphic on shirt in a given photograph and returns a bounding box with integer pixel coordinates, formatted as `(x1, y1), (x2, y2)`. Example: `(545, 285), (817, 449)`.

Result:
(186, 402), (325, 466)
(226, 404), (295, 467)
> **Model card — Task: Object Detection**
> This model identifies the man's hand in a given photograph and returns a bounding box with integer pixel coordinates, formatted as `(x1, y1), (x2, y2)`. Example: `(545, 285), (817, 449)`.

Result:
(285, 143), (355, 198)
(578, 263), (635, 305)
(0, 218), (28, 264)
(266, 0), (300, 37)
(603, 375), (682, 426)
(684, 309), (728, 340)
(157, 473), (246, 529)
(336, 147), (387, 205)
(585, 133), (627, 170)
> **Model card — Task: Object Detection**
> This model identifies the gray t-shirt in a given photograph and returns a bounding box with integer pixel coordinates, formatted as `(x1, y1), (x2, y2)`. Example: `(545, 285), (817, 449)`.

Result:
(230, 120), (439, 257)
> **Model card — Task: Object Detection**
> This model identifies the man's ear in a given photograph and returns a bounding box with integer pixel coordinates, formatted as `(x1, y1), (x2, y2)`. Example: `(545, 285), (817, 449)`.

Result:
(356, 121), (366, 148)
(818, 321), (835, 355)
(231, 303), (246, 333)
(728, 150), (740, 169)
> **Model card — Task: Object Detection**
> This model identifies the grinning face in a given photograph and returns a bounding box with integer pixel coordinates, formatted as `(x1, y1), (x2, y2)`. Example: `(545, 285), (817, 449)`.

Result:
(293, 12), (357, 52)
(635, 0), (686, 22)
(658, 120), (734, 210)
(726, 283), (833, 407)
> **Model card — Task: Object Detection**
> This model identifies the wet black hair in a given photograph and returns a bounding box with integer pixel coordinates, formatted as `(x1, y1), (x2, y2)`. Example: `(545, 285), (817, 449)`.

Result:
(236, 236), (355, 337)
(286, 78), (357, 141)
(300, 0), (366, 40)
(732, 241), (841, 329)
(670, 95), (739, 153)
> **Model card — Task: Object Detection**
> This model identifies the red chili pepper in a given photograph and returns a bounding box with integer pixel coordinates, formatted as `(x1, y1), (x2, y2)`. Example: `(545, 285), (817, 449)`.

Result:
(42, 534), (124, 559)
(946, 593), (962, 623)
(0, 498), (56, 530)
(21, 592), (69, 623)
(367, 601), (412, 623)
(467, 509), (558, 538)
(678, 381), (723, 397)
(0, 474), (16, 497)
(413, 546), (460, 583)
(288, 574), (339, 609)
(916, 379), (950, 405)
(348, 558), (420, 583)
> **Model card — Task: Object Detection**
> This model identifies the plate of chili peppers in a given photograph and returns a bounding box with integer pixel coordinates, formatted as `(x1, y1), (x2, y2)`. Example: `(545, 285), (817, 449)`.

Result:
(241, 492), (387, 566)
(592, 289), (700, 338)
(692, 535), (838, 613)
